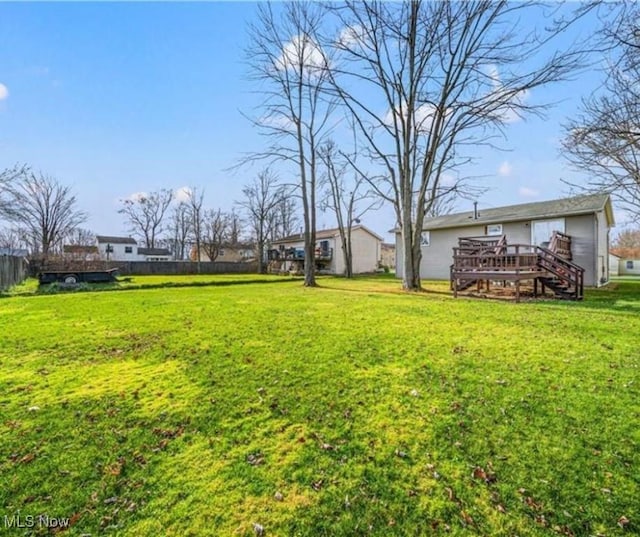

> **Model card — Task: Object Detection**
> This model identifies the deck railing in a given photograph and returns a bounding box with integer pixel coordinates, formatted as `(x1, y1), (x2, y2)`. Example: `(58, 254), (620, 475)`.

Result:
(548, 231), (572, 260)
(450, 235), (584, 301)
(268, 247), (333, 262)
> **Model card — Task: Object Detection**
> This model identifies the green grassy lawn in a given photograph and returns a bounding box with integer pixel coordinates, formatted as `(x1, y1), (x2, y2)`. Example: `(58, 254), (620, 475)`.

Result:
(0, 276), (638, 536)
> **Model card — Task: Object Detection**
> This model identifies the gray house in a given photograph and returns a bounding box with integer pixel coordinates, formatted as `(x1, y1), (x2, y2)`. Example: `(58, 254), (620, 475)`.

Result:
(395, 193), (615, 287)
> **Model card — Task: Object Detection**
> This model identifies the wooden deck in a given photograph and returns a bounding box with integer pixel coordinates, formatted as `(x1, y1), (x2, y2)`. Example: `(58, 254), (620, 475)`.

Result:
(450, 233), (584, 302)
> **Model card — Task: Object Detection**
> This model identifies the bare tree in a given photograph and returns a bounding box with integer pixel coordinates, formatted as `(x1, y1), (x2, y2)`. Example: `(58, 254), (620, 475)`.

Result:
(0, 169), (87, 258)
(611, 228), (640, 258)
(0, 165), (27, 217)
(201, 209), (230, 262)
(563, 5), (640, 221)
(244, 2), (336, 286)
(64, 228), (96, 246)
(228, 208), (243, 245)
(0, 227), (28, 254)
(167, 202), (192, 260)
(272, 194), (299, 241)
(238, 169), (285, 273)
(326, 1), (590, 290)
(319, 140), (381, 277)
(185, 187), (205, 267)
(119, 189), (173, 248)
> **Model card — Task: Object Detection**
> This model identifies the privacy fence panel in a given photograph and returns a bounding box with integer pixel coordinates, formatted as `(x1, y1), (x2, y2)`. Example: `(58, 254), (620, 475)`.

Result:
(28, 259), (258, 277)
(0, 256), (27, 291)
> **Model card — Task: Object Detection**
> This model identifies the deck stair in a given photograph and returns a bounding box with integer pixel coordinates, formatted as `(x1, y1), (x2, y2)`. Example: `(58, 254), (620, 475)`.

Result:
(451, 232), (584, 302)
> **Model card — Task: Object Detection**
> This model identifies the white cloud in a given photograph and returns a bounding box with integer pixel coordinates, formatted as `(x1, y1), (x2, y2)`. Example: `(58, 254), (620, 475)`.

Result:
(440, 173), (456, 187)
(128, 191), (147, 202)
(0, 83), (9, 100)
(174, 186), (192, 203)
(501, 89), (530, 124)
(519, 186), (539, 198)
(498, 161), (513, 177)
(259, 114), (294, 131)
(337, 24), (367, 48)
(275, 34), (328, 74)
(484, 65), (530, 124)
(385, 102), (450, 134)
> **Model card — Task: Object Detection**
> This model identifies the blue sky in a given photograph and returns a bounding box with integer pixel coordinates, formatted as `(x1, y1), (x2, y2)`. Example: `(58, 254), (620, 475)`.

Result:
(0, 2), (618, 242)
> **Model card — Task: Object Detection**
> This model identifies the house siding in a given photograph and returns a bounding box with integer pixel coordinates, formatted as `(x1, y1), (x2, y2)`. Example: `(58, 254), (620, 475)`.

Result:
(596, 211), (610, 284)
(609, 255), (620, 277)
(396, 212), (604, 286)
(350, 228), (380, 273)
(565, 214), (597, 287)
(271, 226), (381, 275)
(420, 225), (484, 280)
(619, 259), (640, 276)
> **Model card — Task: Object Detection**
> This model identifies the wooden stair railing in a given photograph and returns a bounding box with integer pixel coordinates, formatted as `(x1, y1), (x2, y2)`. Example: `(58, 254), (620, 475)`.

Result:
(536, 246), (584, 300)
(548, 231), (572, 260)
(450, 234), (584, 301)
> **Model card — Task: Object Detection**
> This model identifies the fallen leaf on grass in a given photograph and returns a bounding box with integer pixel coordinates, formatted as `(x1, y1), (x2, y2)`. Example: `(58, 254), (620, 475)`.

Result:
(618, 515), (630, 528)
(106, 458), (125, 476)
(246, 453), (265, 466)
(311, 479), (324, 491)
(19, 453), (36, 464)
(525, 496), (544, 511)
(152, 426), (184, 439)
(460, 510), (474, 526)
(472, 466), (497, 484)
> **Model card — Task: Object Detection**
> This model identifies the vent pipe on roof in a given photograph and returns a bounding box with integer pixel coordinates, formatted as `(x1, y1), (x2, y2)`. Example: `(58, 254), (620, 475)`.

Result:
(473, 201), (479, 220)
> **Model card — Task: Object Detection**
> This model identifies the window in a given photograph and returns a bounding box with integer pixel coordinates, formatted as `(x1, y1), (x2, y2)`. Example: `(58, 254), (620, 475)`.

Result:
(420, 231), (430, 246)
(219, 249), (225, 256)
(124, 246), (133, 254)
(486, 223), (503, 236)
(532, 218), (565, 247)
(627, 260), (634, 270)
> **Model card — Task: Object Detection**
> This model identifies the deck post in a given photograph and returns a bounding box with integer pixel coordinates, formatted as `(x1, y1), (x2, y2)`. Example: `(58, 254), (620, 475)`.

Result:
(533, 278), (538, 297)
(515, 245), (521, 303)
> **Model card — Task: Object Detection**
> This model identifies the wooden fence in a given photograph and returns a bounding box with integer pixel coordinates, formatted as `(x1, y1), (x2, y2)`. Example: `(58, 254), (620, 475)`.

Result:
(0, 256), (27, 291)
(28, 259), (258, 277)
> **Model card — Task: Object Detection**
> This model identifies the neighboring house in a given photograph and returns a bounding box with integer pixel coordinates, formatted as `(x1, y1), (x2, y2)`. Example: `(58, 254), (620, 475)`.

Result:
(395, 193), (615, 287)
(609, 252), (621, 277)
(63, 245), (100, 261)
(96, 235), (172, 261)
(619, 258), (640, 276)
(137, 247), (172, 261)
(96, 236), (139, 261)
(380, 243), (396, 270)
(269, 225), (383, 275)
(610, 248), (640, 276)
(191, 243), (255, 263)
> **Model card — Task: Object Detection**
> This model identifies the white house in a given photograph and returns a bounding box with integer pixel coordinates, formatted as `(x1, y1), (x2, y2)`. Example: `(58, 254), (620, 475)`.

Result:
(96, 236), (139, 261)
(269, 225), (383, 275)
(96, 236), (172, 262)
(612, 250), (640, 276)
